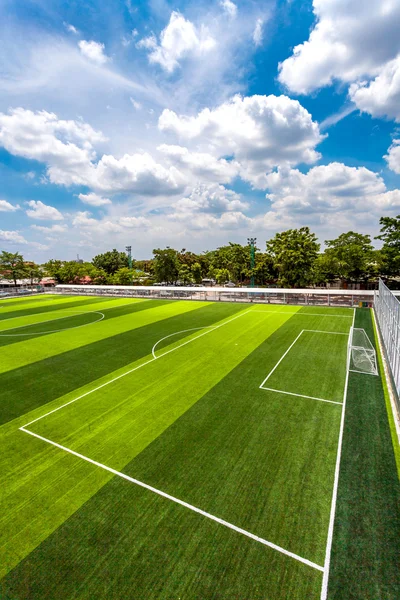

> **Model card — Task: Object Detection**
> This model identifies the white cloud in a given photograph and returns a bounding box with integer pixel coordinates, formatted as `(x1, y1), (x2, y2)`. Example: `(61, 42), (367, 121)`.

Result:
(220, 0), (237, 18)
(31, 224), (68, 233)
(78, 192), (112, 206)
(262, 163), (400, 230)
(26, 200), (64, 221)
(385, 139), (400, 174)
(253, 18), (263, 47)
(130, 97), (142, 110)
(158, 144), (240, 184)
(71, 211), (150, 234)
(173, 183), (248, 215)
(0, 230), (28, 244)
(118, 216), (150, 228)
(137, 11), (216, 73)
(64, 22), (78, 35)
(78, 40), (110, 65)
(349, 55), (400, 121)
(0, 200), (19, 212)
(278, 0), (400, 95)
(159, 94), (323, 188)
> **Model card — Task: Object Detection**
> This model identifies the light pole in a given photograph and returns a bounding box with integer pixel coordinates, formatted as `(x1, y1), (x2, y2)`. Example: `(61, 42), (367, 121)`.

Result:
(247, 237), (256, 288)
(125, 245), (133, 284)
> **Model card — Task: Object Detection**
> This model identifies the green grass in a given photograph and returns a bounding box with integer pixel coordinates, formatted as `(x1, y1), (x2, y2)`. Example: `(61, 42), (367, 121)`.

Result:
(0, 296), (398, 599)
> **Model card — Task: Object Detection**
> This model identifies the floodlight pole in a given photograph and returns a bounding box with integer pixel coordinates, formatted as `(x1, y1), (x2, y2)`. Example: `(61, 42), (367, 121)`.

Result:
(247, 237), (256, 288)
(125, 245), (133, 284)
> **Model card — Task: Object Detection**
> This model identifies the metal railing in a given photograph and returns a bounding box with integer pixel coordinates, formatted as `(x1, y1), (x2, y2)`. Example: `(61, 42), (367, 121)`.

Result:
(374, 279), (400, 409)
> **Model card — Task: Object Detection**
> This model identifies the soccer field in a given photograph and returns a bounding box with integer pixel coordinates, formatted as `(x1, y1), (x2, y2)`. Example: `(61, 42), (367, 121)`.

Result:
(0, 295), (399, 599)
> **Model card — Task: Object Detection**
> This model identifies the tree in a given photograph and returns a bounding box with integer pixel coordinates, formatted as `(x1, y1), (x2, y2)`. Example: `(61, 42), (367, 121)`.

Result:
(215, 268), (231, 285)
(112, 267), (133, 285)
(0, 251), (27, 286)
(266, 227), (320, 287)
(26, 263), (43, 285)
(313, 253), (340, 285)
(43, 259), (64, 282)
(324, 231), (375, 283)
(208, 243), (251, 284)
(375, 215), (400, 278)
(191, 262), (203, 284)
(178, 264), (194, 284)
(153, 247), (180, 284)
(253, 253), (277, 286)
(92, 249), (129, 275)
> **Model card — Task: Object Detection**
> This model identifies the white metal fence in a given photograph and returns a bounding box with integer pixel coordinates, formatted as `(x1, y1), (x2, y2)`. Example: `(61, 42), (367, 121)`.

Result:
(374, 279), (400, 407)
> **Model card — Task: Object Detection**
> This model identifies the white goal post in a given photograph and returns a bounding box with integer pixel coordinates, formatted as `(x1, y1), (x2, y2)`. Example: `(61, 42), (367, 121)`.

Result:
(347, 327), (378, 376)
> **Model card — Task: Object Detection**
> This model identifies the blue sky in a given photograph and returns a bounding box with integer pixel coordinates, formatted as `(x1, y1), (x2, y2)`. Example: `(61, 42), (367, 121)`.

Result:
(1, 0), (400, 262)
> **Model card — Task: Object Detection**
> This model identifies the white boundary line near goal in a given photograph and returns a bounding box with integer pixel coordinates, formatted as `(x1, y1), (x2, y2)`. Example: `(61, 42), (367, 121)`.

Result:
(320, 307), (356, 600)
(19, 425), (324, 573)
(260, 388), (343, 406)
(251, 310), (353, 318)
(0, 311), (105, 336)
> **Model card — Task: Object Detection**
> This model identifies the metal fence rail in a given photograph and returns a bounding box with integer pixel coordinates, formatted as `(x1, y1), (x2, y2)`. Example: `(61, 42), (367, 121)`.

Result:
(374, 279), (400, 410)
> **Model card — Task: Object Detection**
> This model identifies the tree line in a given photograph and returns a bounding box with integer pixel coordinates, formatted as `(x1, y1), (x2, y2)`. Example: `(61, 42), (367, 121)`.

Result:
(1, 215), (399, 288)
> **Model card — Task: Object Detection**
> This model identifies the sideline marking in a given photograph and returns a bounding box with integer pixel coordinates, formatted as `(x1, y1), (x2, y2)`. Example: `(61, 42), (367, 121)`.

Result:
(259, 331), (304, 389)
(0, 311), (104, 336)
(320, 307), (356, 600)
(20, 425), (324, 573)
(260, 388), (343, 406)
(302, 329), (348, 335)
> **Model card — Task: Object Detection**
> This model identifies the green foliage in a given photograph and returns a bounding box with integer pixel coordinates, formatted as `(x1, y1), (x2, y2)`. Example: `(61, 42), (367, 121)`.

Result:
(215, 267), (231, 284)
(92, 249), (129, 275)
(191, 262), (203, 284)
(112, 267), (133, 285)
(0, 251), (27, 286)
(266, 227), (320, 287)
(375, 215), (400, 278)
(325, 231), (376, 282)
(209, 243), (251, 283)
(178, 264), (194, 284)
(153, 247), (180, 283)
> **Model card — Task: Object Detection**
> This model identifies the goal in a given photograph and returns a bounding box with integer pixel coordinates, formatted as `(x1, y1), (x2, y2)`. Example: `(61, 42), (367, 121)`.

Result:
(347, 327), (378, 376)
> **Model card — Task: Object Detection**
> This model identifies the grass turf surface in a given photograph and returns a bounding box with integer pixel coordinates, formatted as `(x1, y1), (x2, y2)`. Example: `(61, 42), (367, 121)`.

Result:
(0, 296), (399, 599)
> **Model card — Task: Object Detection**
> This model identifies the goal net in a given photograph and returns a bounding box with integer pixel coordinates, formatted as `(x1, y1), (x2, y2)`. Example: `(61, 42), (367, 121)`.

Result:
(347, 327), (378, 376)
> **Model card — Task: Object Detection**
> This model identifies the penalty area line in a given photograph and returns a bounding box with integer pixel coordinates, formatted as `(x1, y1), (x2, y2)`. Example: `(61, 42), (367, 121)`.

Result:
(19, 425), (324, 574)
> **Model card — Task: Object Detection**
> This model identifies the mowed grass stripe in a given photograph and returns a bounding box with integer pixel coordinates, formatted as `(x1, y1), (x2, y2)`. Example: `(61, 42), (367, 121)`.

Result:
(327, 308), (400, 600)
(0, 302), (245, 424)
(0, 295), (121, 322)
(0, 300), (174, 348)
(0, 307), (287, 579)
(0, 476), (323, 600)
(0, 299), (211, 375)
(0, 308), (351, 599)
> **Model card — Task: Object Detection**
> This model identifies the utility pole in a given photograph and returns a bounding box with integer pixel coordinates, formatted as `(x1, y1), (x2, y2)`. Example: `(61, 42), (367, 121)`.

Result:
(247, 238), (256, 288)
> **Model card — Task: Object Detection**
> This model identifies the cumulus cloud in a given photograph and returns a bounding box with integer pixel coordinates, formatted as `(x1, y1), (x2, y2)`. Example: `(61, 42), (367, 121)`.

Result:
(220, 0), (237, 18)
(253, 18), (263, 47)
(31, 224), (68, 233)
(159, 94), (323, 188)
(26, 200), (64, 220)
(263, 163), (400, 229)
(0, 230), (28, 244)
(385, 139), (400, 174)
(0, 108), (186, 196)
(349, 56), (400, 121)
(278, 0), (400, 95)
(136, 11), (216, 73)
(0, 200), (19, 211)
(158, 144), (240, 183)
(72, 211), (150, 234)
(173, 183), (248, 215)
(78, 192), (112, 206)
(78, 40), (110, 65)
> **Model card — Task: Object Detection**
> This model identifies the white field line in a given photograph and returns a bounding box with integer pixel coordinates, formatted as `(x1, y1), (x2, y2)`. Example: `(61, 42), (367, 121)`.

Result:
(251, 310), (353, 318)
(259, 331), (304, 389)
(260, 388), (343, 406)
(320, 307), (356, 600)
(0, 311), (104, 336)
(19, 425), (324, 573)
(0, 299), (140, 324)
(152, 326), (216, 359)
(302, 330), (348, 335)
(22, 309), (257, 429)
